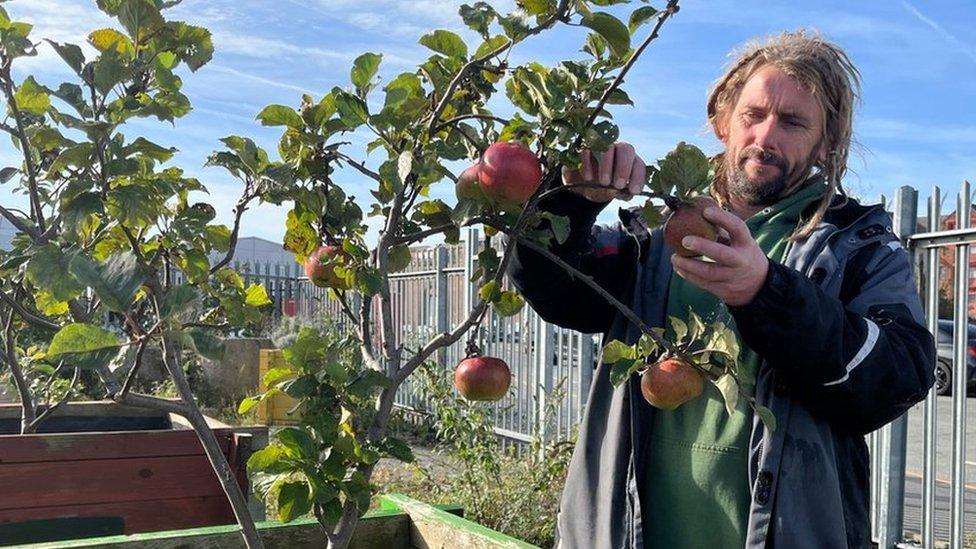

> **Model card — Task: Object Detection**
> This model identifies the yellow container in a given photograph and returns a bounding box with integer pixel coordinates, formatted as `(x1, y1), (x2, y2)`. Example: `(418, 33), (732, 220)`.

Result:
(257, 349), (302, 425)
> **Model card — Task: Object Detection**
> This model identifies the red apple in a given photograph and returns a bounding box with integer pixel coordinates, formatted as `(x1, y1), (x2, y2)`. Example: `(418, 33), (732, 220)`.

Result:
(477, 142), (542, 206)
(304, 245), (349, 289)
(455, 163), (487, 201)
(454, 355), (511, 401)
(640, 357), (704, 410)
(663, 195), (720, 258)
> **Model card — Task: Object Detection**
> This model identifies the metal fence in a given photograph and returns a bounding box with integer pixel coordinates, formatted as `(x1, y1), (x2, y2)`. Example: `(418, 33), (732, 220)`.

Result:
(219, 230), (597, 450)
(221, 184), (976, 546)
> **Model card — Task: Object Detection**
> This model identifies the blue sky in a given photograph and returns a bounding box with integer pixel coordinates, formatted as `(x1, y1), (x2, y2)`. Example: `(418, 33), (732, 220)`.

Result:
(3, 0), (975, 244)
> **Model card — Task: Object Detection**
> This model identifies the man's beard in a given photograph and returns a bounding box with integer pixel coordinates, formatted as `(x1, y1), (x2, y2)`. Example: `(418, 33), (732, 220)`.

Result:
(726, 145), (820, 207)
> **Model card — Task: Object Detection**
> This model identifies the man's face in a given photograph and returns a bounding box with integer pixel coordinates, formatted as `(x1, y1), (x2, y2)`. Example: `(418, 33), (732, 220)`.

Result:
(719, 65), (827, 206)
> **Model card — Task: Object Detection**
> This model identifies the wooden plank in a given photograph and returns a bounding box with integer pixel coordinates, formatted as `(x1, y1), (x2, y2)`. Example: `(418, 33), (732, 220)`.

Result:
(10, 508), (415, 548)
(0, 401), (170, 421)
(380, 494), (537, 548)
(0, 495), (236, 543)
(0, 454), (242, 510)
(0, 429), (235, 464)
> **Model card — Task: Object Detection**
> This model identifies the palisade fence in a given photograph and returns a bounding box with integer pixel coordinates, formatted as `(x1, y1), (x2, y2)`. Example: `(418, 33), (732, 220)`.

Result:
(210, 184), (976, 547)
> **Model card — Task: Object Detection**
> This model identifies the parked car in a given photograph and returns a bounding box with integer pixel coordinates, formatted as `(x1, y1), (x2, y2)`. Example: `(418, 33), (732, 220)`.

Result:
(934, 319), (976, 395)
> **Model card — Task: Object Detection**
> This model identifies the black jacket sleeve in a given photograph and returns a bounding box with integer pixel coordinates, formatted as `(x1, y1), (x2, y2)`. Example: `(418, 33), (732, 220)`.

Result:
(729, 240), (936, 435)
(507, 192), (638, 334)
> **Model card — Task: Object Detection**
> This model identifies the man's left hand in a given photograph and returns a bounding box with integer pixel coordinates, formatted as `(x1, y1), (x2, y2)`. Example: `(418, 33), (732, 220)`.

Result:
(671, 206), (769, 307)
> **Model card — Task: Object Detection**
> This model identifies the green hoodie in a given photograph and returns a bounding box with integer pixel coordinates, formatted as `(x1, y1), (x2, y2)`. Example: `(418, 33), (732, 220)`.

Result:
(642, 179), (827, 548)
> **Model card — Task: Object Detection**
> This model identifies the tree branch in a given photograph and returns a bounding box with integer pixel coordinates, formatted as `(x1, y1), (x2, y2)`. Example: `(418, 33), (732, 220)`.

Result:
(24, 365), (79, 433)
(512, 235), (676, 355)
(211, 186), (257, 274)
(0, 204), (41, 241)
(0, 289), (60, 331)
(1, 307), (36, 431)
(0, 67), (46, 234)
(427, 39), (514, 138)
(333, 151), (381, 182)
(433, 113), (510, 135)
(573, 0), (681, 151)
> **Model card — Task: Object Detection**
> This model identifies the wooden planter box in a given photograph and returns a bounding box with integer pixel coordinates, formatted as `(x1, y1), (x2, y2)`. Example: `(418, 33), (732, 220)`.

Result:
(0, 401), (265, 546)
(257, 349), (301, 425)
(10, 494), (538, 548)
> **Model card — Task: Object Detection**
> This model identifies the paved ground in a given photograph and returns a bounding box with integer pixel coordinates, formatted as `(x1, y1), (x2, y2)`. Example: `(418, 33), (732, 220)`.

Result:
(903, 394), (976, 544)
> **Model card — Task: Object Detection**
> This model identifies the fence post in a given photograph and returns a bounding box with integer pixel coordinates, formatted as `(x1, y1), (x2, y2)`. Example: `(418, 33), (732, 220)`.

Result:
(464, 227), (480, 315)
(535, 317), (555, 457)
(878, 185), (917, 548)
(435, 246), (449, 366)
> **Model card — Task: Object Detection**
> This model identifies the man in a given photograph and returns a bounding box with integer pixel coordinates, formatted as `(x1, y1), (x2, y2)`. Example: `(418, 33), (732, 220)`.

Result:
(509, 30), (935, 548)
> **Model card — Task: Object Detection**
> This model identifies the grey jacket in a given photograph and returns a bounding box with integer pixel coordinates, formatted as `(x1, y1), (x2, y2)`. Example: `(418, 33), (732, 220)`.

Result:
(509, 191), (936, 549)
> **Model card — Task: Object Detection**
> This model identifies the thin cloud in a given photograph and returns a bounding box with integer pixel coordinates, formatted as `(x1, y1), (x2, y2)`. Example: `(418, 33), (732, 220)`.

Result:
(206, 64), (321, 95)
(901, 1), (976, 64)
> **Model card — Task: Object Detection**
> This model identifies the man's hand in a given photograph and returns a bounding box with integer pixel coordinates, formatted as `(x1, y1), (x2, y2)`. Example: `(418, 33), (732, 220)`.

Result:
(671, 206), (769, 307)
(562, 142), (646, 203)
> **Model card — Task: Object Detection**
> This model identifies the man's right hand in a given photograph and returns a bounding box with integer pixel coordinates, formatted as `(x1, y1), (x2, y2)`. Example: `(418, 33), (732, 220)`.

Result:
(562, 142), (646, 203)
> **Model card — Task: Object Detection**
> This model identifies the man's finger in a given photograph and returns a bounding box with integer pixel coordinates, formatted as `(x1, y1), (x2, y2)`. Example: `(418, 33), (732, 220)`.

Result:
(582, 149), (595, 182)
(703, 206), (751, 245)
(628, 157), (646, 197)
(682, 236), (740, 266)
(598, 146), (616, 186)
(671, 254), (725, 283)
(612, 143), (635, 190)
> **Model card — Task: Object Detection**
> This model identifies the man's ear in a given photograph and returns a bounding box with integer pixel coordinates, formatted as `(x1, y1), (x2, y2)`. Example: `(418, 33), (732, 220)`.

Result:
(713, 119), (728, 143)
(816, 141), (828, 165)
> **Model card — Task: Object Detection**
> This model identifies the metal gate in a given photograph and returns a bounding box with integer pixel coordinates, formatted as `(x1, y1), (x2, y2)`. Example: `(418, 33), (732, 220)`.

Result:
(874, 183), (975, 548)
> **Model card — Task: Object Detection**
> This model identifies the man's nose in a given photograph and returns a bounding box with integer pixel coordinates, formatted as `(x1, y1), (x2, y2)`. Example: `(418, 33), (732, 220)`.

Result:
(752, 117), (780, 153)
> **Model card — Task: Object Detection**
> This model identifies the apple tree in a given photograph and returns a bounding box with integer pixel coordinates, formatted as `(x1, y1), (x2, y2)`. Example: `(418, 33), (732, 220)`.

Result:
(0, 1), (270, 546)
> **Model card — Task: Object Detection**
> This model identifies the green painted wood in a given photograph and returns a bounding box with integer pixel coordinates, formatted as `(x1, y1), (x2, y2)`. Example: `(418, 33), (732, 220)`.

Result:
(379, 494), (538, 548)
(4, 502), (465, 549)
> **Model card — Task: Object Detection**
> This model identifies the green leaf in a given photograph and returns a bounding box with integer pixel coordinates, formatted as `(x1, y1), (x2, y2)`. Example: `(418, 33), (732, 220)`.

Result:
(46, 40), (85, 74)
(256, 104), (304, 129)
(187, 328), (225, 360)
(124, 137), (176, 162)
(628, 6), (658, 33)
(609, 358), (641, 387)
(653, 142), (712, 198)
(381, 436), (415, 462)
(636, 333), (658, 359)
(238, 396), (260, 415)
(117, 0), (163, 39)
(581, 12), (631, 58)
(14, 76), (50, 115)
(244, 283), (272, 307)
(478, 280), (500, 302)
(602, 340), (636, 364)
(47, 323), (120, 370)
(669, 316), (688, 345)
(277, 427), (317, 459)
(88, 28), (133, 56)
(68, 252), (143, 313)
(333, 88), (368, 128)
(713, 373), (738, 416)
(541, 212), (570, 244)
(520, 0), (556, 16)
(264, 366), (296, 387)
(641, 200), (662, 227)
(495, 290), (524, 317)
(460, 3), (497, 36)
(419, 29), (467, 58)
(26, 245), (84, 302)
(755, 404), (777, 432)
(350, 52), (382, 91)
(247, 444), (295, 474)
(388, 244), (411, 273)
